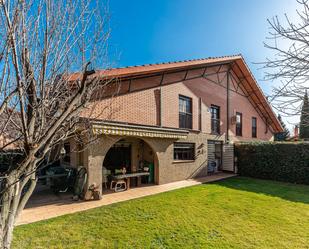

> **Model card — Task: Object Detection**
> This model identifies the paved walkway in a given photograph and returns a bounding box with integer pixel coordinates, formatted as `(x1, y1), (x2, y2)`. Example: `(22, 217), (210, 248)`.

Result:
(17, 172), (236, 225)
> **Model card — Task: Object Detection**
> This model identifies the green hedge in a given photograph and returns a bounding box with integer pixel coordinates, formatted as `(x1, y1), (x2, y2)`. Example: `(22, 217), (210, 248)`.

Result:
(235, 142), (309, 185)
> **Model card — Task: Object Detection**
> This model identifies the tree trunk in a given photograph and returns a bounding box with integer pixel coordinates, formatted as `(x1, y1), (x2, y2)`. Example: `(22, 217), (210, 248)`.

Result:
(0, 173), (37, 249)
(1, 220), (15, 249)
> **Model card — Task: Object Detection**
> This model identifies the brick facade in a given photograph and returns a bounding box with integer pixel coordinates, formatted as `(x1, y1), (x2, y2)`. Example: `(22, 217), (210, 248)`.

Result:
(73, 57), (281, 196)
(82, 64), (274, 141)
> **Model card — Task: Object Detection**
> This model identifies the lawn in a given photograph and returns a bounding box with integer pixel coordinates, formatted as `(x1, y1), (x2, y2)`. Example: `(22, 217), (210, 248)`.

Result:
(13, 177), (309, 249)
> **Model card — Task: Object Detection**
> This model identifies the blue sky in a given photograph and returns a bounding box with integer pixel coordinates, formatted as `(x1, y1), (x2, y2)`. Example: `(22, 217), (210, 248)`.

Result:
(108, 0), (298, 128)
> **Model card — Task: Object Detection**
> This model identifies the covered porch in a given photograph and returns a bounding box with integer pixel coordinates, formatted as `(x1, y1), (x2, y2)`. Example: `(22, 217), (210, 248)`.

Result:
(102, 137), (156, 192)
(85, 121), (189, 197)
(26, 122), (190, 209)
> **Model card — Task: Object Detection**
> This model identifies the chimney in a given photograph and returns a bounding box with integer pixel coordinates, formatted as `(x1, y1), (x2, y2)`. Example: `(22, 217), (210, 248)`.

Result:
(294, 125), (299, 137)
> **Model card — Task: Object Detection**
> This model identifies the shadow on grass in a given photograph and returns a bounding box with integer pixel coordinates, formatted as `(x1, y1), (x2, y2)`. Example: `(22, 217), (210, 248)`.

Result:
(207, 176), (309, 205)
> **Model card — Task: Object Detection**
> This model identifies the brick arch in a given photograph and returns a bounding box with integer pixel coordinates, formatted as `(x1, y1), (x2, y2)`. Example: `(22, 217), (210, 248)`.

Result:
(86, 135), (175, 195)
(139, 138), (161, 184)
(100, 136), (160, 184)
(101, 136), (160, 166)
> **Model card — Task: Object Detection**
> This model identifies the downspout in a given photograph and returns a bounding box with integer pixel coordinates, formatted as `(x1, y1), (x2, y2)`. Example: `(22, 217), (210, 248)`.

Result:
(226, 66), (231, 143)
(159, 73), (164, 127)
(160, 86), (162, 127)
(198, 97), (202, 131)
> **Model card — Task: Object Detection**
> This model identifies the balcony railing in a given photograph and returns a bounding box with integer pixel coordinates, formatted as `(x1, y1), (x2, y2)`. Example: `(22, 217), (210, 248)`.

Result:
(179, 113), (192, 129)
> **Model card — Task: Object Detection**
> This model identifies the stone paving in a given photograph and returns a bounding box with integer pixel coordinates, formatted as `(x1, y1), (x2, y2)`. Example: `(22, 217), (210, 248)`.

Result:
(17, 172), (236, 225)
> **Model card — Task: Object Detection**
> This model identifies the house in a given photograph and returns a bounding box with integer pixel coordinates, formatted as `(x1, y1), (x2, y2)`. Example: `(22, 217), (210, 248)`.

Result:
(64, 55), (283, 196)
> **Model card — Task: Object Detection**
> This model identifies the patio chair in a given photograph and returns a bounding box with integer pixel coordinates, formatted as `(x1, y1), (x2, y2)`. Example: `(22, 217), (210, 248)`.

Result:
(114, 179), (127, 192)
(114, 169), (122, 174)
(110, 169), (123, 189)
(102, 167), (111, 189)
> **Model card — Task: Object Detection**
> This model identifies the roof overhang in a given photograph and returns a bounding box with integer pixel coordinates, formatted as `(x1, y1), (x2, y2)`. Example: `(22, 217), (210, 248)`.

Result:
(75, 55), (283, 134)
(231, 59), (283, 133)
(92, 121), (188, 139)
(68, 56), (240, 81)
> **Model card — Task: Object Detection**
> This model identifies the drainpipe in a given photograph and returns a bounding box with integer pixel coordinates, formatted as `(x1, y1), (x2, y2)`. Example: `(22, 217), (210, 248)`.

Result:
(160, 86), (162, 127)
(226, 66), (231, 143)
(159, 74), (164, 127)
(198, 97), (202, 131)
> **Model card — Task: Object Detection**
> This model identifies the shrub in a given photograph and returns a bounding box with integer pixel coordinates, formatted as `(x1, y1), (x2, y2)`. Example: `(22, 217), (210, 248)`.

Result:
(0, 151), (24, 174)
(235, 142), (309, 185)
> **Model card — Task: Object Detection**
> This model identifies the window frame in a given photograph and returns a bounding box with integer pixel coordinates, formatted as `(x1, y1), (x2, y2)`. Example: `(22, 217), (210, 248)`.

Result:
(236, 112), (242, 136)
(252, 117), (257, 138)
(179, 95), (193, 129)
(210, 105), (220, 134)
(173, 142), (195, 161)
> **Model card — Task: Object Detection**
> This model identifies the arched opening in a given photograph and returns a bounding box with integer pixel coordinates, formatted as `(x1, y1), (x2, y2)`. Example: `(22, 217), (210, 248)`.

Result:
(102, 137), (158, 190)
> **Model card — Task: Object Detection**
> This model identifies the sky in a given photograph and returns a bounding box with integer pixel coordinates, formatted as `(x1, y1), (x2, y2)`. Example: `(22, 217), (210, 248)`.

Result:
(108, 0), (299, 131)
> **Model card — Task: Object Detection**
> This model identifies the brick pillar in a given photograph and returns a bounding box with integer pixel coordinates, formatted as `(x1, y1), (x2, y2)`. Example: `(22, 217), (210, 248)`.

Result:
(85, 136), (120, 199)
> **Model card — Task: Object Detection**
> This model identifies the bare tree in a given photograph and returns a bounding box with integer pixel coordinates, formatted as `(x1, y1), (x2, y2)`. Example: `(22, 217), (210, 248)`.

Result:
(0, 0), (111, 248)
(263, 0), (309, 124)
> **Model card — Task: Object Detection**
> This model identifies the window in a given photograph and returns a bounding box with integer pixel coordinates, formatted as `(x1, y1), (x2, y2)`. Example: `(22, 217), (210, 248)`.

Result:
(179, 95), (192, 129)
(252, 117), (257, 138)
(174, 143), (195, 161)
(236, 112), (242, 136)
(210, 105), (220, 134)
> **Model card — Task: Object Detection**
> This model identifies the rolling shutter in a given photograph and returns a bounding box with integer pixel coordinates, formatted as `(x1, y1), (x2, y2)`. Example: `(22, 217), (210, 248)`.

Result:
(222, 144), (234, 172)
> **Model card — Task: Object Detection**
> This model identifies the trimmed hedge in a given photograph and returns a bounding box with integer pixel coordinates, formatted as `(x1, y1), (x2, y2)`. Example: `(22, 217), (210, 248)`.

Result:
(235, 142), (309, 185)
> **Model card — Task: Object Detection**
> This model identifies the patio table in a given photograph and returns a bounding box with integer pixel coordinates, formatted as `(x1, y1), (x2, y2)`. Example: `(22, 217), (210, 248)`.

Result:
(111, 172), (150, 189)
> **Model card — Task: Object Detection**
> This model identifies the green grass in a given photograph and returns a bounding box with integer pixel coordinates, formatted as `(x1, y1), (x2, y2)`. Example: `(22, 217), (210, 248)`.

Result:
(13, 177), (309, 249)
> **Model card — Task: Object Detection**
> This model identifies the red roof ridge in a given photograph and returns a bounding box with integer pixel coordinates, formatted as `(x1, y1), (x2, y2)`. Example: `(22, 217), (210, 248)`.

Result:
(100, 54), (243, 72)
(67, 54), (244, 81)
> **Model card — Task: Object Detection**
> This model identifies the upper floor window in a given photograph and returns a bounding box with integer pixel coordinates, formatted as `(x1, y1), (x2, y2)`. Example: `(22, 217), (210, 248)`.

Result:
(236, 112), (242, 136)
(179, 95), (192, 129)
(211, 105), (220, 134)
(252, 117), (257, 138)
(174, 143), (195, 161)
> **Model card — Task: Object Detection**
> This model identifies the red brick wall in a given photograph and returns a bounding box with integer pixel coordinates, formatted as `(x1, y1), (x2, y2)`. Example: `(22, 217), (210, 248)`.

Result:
(82, 86), (160, 126)
(161, 82), (200, 130)
(229, 90), (272, 141)
(81, 66), (274, 141)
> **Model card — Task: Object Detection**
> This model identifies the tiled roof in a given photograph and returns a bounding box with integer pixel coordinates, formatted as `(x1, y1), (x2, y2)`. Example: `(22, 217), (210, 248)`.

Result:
(68, 55), (242, 81)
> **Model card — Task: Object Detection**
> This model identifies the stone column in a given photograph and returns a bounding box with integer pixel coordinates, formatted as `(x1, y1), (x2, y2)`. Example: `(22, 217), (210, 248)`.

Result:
(87, 142), (104, 197)
(85, 136), (120, 199)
